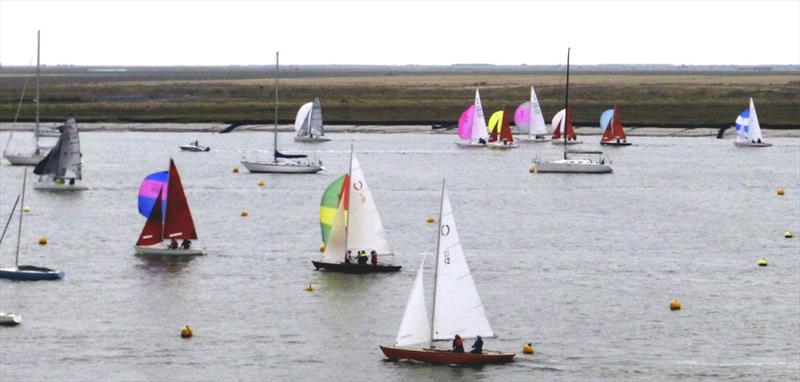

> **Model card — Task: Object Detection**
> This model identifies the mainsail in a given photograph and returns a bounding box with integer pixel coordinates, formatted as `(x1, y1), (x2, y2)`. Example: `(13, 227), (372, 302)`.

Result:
(528, 85), (547, 137)
(320, 175), (346, 244)
(747, 98), (763, 142)
(395, 257), (430, 347)
(346, 153), (391, 255)
(471, 90), (489, 142)
(33, 117), (82, 179)
(163, 159), (198, 240)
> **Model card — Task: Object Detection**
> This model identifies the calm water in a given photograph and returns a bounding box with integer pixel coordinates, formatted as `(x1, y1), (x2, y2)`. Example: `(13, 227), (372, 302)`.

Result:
(1, 131), (798, 381)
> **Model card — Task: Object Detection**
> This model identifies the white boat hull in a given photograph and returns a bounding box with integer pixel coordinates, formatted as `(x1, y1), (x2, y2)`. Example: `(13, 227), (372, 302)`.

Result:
(3, 153), (45, 166)
(488, 142), (519, 149)
(734, 141), (772, 147)
(241, 160), (322, 174)
(552, 140), (582, 145)
(33, 180), (88, 191)
(134, 245), (205, 256)
(294, 136), (331, 143)
(455, 141), (487, 148)
(518, 137), (550, 143)
(179, 145), (210, 152)
(533, 160), (613, 174)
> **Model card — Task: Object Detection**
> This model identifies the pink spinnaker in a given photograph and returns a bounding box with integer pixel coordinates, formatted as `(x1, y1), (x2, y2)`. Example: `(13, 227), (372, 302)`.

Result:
(458, 105), (475, 140)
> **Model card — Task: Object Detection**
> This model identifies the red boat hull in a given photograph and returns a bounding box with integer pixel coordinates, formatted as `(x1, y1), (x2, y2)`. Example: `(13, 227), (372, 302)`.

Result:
(380, 346), (515, 365)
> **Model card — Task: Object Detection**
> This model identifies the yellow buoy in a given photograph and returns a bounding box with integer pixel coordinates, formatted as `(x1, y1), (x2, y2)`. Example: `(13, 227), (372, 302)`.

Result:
(23, 206), (31, 213)
(785, 231), (793, 238)
(777, 188), (785, 196)
(529, 166), (537, 173)
(180, 325), (193, 338)
(232, 167), (240, 173)
(319, 243), (326, 252)
(38, 236), (48, 245)
(305, 284), (314, 292)
(758, 258), (768, 267)
(426, 216), (435, 224)
(258, 180), (265, 187)
(240, 210), (249, 217)
(522, 343), (534, 354)
(670, 300), (682, 311)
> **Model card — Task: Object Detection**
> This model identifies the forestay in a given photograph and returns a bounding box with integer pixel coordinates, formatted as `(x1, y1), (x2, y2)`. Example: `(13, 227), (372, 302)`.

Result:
(433, 186), (494, 341)
(395, 257), (431, 347)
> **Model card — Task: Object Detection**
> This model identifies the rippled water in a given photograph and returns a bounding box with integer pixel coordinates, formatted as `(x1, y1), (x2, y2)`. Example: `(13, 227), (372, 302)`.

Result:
(1, 131), (798, 381)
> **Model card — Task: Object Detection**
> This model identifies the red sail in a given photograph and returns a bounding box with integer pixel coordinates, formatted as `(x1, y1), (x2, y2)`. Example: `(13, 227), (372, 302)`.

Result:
(564, 107), (577, 140)
(552, 118), (562, 140)
(137, 187), (164, 246)
(488, 123), (498, 143)
(341, 174), (350, 210)
(500, 106), (513, 142)
(601, 112), (615, 143)
(163, 159), (198, 240)
(611, 105), (627, 140)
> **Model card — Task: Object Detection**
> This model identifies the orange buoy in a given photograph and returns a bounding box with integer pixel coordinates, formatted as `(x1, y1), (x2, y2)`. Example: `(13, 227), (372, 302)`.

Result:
(38, 236), (48, 245)
(522, 343), (534, 354)
(180, 325), (193, 338)
(670, 300), (681, 311)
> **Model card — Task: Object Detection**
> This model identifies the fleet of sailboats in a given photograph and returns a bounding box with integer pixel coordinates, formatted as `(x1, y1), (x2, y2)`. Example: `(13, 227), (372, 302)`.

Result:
(734, 98), (772, 147)
(294, 97), (331, 142)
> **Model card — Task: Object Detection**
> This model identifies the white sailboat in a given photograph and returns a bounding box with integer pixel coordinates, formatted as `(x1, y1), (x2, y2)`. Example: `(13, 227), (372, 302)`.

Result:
(312, 147), (400, 273)
(734, 98), (772, 147)
(241, 52), (323, 174)
(517, 84), (550, 142)
(380, 180), (514, 364)
(455, 89), (490, 148)
(32, 117), (88, 191)
(293, 97), (331, 142)
(3, 31), (50, 165)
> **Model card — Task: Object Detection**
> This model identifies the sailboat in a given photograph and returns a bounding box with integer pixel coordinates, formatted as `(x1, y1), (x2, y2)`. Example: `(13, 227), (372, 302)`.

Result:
(533, 49), (613, 174)
(0, 169), (65, 280)
(293, 97), (331, 143)
(312, 146), (401, 273)
(734, 98), (772, 147)
(600, 105), (632, 146)
(32, 117), (87, 191)
(455, 89), (489, 148)
(487, 106), (518, 149)
(241, 52), (323, 174)
(3, 31), (50, 165)
(515, 84), (550, 142)
(134, 159), (205, 256)
(380, 180), (515, 364)
(550, 108), (581, 145)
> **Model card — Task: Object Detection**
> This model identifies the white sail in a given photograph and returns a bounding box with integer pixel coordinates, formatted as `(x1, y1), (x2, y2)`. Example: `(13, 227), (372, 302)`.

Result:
(551, 109), (566, 134)
(432, 186), (494, 341)
(529, 85), (547, 137)
(471, 89), (489, 141)
(320, 190), (348, 263)
(346, 153), (391, 254)
(395, 257), (430, 347)
(748, 98), (763, 142)
(294, 102), (313, 135)
(309, 97), (325, 136)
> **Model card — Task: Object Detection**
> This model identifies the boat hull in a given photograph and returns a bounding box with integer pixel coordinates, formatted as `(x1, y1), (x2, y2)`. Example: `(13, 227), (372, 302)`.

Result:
(533, 161), (614, 174)
(241, 161), (322, 174)
(33, 181), (88, 191)
(312, 261), (401, 273)
(294, 136), (331, 143)
(518, 137), (550, 143)
(552, 140), (582, 145)
(0, 265), (64, 281)
(134, 245), (206, 256)
(488, 142), (519, 149)
(455, 141), (487, 148)
(3, 153), (45, 166)
(380, 346), (515, 365)
(601, 141), (632, 146)
(734, 141), (772, 147)
(0, 313), (22, 326)
(179, 145), (210, 152)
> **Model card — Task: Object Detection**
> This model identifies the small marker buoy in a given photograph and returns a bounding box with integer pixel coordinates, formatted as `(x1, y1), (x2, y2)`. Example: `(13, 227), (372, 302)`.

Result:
(529, 166), (537, 173)
(522, 343), (534, 354)
(23, 206), (30, 213)
(777, 188), (785, 196)
(785, 231), (793, 238)
(240, 210), (249, 217)
(258, 180), (265, 187)
(319, 243), (326, 252)
(670, 300), (682, 311)
(305, 284), (314, 292)
(232, 167), (240, 173)
(38, 236), (48, 245)
(180, 325), (193, 338)
(426, 216), (435, 224)
(758, 258), (768, 267)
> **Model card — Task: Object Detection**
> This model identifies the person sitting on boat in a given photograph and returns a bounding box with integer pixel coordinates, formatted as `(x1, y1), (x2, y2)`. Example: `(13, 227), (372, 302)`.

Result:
(358, 250), (368, 265)
(470, 336), (484, 354)
(757, 138), (762, 143)
(169, 238), (179, 249)
(370, 250), (378, 265)
(452, 334), (464, 353)
(180, 239), (192, 250)
(344, 250), (353, 264)
(478, 138), (486, 145)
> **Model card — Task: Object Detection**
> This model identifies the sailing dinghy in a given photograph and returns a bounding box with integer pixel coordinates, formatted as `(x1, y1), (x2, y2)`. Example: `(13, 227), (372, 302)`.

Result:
(515, 85), (550, 142)
(0, 169), (64, 281)
(241, 52), (323, 174)
(380, 181), (514, 364)
(550, 108), (581, 145)
(312, 147), (400, 273)
(32, 117), (87, 191)
(134, 159), (205, 256)
(734, 98), (772, 147)
(487, 107), (519, 149)
(455, 89), (489, 148)
(600, 105), (632, 146)
(294, 97), (331, 142)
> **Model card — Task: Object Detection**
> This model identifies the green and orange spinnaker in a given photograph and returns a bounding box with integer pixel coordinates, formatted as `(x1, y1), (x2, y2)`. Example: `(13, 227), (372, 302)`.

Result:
(320, 174), (347, 244)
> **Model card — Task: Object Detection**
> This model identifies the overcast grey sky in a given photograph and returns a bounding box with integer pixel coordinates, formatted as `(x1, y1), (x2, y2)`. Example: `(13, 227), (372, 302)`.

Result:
(1, 0), (799, 66)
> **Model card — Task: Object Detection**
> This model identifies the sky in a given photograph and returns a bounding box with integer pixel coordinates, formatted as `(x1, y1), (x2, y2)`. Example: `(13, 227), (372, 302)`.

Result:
(1, 0), (799, 66)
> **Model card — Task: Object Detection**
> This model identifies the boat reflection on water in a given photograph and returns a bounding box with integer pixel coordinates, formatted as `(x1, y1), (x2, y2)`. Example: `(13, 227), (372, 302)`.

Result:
(134, 253), (196, 275)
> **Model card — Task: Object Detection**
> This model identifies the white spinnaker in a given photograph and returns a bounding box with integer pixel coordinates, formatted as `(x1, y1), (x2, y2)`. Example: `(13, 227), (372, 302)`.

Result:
(60, 118), (82, 179)
(529, 85), (547, 137)
(346, 153), (391, 254)
(551, 109), (566, 134)
(395, 257), (431, 347)
(309, 97), (325, 136)
(294, 102), (313, 135)
(748, 98), (763, 141)
(432, 186), (494, 341)
(471, 89), (489, 141)
(320, 189), (348, 263)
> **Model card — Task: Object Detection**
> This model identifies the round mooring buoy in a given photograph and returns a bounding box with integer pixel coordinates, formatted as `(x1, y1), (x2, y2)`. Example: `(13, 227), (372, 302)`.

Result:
(180, 325), (193, 338)
(529, 166), (537, 173)
(670, 300), (682, 311)
(305, 284), (314, 292)
(240, 210), (249, 217)
(522, 343), (534, 354)
(23, 206), (30, 213)
(426, 216), (435, 224)
(758, 258), (768, 267)
(777, 188), (785, 196)
(785, 231), (794, 238)
(258, 180), (265, 187)
(232, 167), (240, 173)
(319, 243), (326, 252)
(38, 236), (48, 245)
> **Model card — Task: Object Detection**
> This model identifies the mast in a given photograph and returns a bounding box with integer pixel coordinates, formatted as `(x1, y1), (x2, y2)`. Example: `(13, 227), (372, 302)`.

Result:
(34, 30), (40, 154)
(273, 51), (279, 156)
(564, 47), (570, 159)
(344, 143), (353, 254)
(429, 178), (446, 347)
(15, 169), (27, 267)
